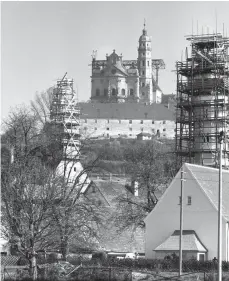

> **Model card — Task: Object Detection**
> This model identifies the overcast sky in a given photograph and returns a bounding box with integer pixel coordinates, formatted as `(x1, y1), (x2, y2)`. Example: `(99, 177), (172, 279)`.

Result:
(2, 1), (229, 119)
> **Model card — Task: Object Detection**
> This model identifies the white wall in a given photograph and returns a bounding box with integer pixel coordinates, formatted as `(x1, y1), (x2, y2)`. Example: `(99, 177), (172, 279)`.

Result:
(80, 119), (175, 139)
(145, 164), (228, 260)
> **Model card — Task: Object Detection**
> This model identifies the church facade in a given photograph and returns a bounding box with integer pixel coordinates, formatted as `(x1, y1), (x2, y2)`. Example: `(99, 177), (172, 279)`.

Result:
(90, 24), (163, 104)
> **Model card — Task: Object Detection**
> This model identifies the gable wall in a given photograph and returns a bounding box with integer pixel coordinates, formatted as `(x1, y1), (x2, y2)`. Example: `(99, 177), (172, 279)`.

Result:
(145, 166), (228, 260)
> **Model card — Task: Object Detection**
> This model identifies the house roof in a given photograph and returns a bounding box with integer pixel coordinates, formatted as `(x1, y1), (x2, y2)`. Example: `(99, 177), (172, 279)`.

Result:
(79, 103), (175, 121)
(185, 163), (229, 221)
(98, 226), (145, 253)
(154, 230), (207, 252)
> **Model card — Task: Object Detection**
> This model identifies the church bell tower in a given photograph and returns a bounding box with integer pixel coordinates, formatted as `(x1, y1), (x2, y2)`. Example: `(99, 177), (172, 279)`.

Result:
(138, 21), (153, 103)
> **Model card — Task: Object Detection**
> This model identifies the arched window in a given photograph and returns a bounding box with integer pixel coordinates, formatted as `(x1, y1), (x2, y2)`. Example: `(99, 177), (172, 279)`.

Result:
(130, 89), (134, 96)
(112, 88), (116, 96)
(96, 89), (100, 96)
(121, 89), (125, 96)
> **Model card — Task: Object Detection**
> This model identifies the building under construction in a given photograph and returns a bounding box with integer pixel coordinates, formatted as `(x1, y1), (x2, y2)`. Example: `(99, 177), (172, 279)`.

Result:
(176, 33), (229, 168)
(50, 73), (81, 160)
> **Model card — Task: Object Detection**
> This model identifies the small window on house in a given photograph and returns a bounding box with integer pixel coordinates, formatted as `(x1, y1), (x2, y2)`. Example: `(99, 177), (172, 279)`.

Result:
(140, 120), (143, 124)
(163, 128), (166, 132)
(187, 196), (192, 205)
(107, 127), (109, 130)
(152, 121), (154, 124)
(129, 120), (132, 124)
(163, 121), (166, 124)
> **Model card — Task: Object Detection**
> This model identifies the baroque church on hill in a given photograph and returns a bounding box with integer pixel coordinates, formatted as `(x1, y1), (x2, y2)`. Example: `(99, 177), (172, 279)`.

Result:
(90, 24), (164, 104)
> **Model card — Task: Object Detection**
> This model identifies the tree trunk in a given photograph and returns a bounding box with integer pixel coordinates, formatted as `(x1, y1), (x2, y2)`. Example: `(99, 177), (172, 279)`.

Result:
(31, 253), (37, 281)
(60, 238), (69, 261)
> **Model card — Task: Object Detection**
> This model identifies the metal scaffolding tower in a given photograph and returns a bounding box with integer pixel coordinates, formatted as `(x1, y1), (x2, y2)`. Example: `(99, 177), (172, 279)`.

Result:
(50, 73), (81, 160)
(175, 33), (229, 168)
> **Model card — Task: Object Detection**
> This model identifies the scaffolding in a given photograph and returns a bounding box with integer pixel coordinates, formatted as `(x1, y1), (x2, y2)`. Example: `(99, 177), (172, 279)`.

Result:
(175, 33), (229, 168)
(50, 73), (81, 160)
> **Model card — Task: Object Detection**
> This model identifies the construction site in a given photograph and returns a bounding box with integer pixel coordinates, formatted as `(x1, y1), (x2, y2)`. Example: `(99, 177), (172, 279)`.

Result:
(175, 32), (229, 169)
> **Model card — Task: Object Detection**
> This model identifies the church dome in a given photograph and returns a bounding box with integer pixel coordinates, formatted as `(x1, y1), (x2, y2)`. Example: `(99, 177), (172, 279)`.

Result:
(139, 29), (151, 42)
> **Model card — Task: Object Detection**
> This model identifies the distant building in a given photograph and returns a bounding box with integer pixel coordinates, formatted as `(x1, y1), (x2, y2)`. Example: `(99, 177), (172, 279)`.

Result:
(90, 23), (164, 104)
(79, 102), (175, 139)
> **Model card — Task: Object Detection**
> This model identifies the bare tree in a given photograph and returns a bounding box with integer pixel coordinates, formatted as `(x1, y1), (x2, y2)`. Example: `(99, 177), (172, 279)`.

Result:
(111, 140), (176, 231)
(30, 87), (53, 126)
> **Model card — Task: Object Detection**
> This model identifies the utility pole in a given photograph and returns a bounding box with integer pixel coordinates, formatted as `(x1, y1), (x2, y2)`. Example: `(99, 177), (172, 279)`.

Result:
(179, 164), (184, 277)
(218, 131), (224, 281)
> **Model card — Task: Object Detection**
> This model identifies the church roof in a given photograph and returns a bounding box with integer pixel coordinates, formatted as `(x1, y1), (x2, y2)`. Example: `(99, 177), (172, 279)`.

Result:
(79, 103), (175, 121)
(154, 230), (207, 252)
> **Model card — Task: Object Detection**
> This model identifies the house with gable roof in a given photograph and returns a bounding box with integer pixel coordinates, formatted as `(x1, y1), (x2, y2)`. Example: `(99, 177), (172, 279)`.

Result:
(144, 163), (229, 261)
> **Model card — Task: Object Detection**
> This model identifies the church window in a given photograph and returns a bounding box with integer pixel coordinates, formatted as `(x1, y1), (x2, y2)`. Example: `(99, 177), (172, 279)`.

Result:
(142, 61), (145, 66)
(130, 89), (134, 96)
(112, 88), (116, 96)
(96, 89), (100, 96)
(122, 89), (125, 96)
(104, 89), (108, 96)
(142, 83), (145, 87)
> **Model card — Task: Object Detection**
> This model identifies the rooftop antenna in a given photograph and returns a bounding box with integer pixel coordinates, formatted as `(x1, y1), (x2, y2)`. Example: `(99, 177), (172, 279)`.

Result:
(144, 18), (146, 29)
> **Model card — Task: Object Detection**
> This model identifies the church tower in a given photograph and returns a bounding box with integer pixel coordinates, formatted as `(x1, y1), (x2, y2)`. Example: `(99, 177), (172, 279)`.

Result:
(137, 21), (153, 104)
